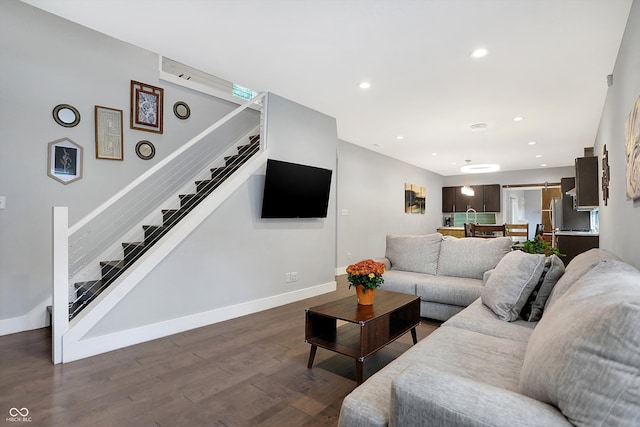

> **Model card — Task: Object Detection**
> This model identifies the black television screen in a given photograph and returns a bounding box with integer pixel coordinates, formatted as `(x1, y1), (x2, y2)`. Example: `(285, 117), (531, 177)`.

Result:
(261, 159), (332, 218)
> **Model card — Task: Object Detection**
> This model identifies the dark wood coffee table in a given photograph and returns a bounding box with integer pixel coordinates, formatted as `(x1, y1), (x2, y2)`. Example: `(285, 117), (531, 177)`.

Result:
(305, 290), (420, 384)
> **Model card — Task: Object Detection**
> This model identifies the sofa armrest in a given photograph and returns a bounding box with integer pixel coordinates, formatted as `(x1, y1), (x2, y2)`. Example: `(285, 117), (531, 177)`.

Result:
(374, 257), (391, 270)
(390, 365), (571, 427)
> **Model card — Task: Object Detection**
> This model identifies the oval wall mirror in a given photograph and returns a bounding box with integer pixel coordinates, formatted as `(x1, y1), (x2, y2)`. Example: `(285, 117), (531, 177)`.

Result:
(52, 104), (81, 127)
(173, 101), (191, 120)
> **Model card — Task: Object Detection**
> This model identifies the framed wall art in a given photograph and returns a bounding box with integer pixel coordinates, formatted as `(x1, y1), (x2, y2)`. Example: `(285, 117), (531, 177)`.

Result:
(47, 137), (83, 185)
(95, 105), (124, 160)
(405, 183), (426, 214)
(130, 80), (164, 133)
(625, 94), (640, 200)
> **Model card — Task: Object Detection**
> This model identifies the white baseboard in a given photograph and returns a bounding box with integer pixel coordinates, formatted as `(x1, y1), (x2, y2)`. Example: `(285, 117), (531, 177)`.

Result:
(0, 298), (50, 336)
(62, 281), (336, 362)
(335, 266), (347, 276)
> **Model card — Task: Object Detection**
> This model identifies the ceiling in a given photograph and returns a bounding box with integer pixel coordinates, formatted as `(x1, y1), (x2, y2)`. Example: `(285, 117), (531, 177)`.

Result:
(22, 0), (632, 176)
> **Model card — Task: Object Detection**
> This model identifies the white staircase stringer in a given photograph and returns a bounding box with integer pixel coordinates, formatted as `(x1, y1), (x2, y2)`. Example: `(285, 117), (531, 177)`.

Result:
(61, 150), (268, 362)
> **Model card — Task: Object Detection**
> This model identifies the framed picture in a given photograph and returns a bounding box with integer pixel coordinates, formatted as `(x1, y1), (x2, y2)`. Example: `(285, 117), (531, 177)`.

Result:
(95, 105), (124, 160)
(625, 94), (640, 200)
(405, 183), (426, 214)
(47, 137), (83, 185)
(130, 80), (164, 133)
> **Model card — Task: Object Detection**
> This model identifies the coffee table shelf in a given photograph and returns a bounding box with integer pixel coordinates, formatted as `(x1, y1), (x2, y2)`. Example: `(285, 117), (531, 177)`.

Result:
(305, 290), (420, 384)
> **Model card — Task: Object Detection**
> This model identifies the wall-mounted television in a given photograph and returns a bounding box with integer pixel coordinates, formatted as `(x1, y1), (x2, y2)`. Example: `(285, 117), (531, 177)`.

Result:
(261, 159), (332, 218)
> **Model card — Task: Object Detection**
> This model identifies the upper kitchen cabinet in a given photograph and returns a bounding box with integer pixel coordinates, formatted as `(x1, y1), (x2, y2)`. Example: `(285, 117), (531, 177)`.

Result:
(442, 186), (457, 212)
(482, 184), (501, 212)
(575, 156), (598, 209)
(442, 184), (500, 212)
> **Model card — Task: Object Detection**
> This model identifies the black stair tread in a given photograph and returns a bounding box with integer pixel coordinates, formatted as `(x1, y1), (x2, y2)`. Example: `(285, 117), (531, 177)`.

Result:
(122, 241), (146, 248)
(161, 208), (189, 214)
(195, 177), (225, 185)
(100, 260), (125, 268)
(143, 224), (168, 230)
(74, 279), (103, 290)
(238, 141), (260, 152)
(179, 192), (211, 200)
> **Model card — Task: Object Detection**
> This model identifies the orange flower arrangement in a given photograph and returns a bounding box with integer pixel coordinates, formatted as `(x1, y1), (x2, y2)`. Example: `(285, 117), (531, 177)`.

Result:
(346, 259), (386, 292)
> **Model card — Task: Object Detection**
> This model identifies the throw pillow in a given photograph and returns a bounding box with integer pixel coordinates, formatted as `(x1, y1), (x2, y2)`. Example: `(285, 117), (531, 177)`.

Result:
(481, 250), (545, 321)
(519, 254), (565, 322)
(385, 234), (442, 275)
(519, 259), (640, 426)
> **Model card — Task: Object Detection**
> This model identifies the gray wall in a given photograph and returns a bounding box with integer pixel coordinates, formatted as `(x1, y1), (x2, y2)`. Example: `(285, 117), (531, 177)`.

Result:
(594, 0), (640, 270)
(336, 141), (444, 270)
(85, 93), (338, 336)
(0, 1), (265, 323)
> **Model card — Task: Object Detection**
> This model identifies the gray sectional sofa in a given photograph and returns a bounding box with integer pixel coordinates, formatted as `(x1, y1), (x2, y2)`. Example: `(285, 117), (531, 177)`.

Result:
(379, 233), (513, 320)
(338, 248), (640, 426)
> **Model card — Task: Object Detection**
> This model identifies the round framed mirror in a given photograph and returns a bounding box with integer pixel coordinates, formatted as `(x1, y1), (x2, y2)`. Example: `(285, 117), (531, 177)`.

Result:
(135, 140), (156, 160)
(52, 104), (81, 127)
(173, 101), (191, 120)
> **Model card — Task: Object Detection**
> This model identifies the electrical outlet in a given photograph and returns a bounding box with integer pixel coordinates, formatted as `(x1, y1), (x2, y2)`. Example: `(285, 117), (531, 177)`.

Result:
(0, 196), (5, 209)
(290, 272), (298, 282)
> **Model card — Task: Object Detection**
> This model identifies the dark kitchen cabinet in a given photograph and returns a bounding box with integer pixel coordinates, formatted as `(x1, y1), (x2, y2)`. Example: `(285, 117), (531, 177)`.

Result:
(555, 234), (599, 266)
(442, 186), (457, 212)
(441, 184), (501, 212)
(575, 156), (598, 208)
(460, 185), (484, 211)
(482, 184), (501, 212)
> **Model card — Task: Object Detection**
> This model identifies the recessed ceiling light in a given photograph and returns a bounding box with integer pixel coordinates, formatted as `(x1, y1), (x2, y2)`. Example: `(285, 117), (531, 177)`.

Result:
(528, 141), (536, 145)
(460, 163), (500, 174)
(536, 154), (542, 158)
(541, 163), (548, 167)
(431, 152), (437, 156)
(359, 82), (371, 89)
(396, 135), (404, 140)
(513, 116), (524, 122)
(470, 48), (489, 59)
(451, 162), (457, 165)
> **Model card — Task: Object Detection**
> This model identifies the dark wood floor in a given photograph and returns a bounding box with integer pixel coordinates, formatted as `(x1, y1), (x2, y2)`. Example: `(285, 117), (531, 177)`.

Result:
(0, 277), (439, 427)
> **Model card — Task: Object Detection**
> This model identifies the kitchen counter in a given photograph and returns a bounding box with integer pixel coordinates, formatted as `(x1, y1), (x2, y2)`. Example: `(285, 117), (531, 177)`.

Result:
(554, 230), (599, 236)
(436, 227), (465, 238)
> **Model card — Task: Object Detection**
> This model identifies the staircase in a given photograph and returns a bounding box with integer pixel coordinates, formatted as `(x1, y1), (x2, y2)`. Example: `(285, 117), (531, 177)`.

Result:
(67, 135), (261, 320)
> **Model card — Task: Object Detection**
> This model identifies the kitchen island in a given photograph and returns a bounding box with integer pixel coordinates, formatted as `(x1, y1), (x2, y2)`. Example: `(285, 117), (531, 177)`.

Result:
(554, 230), (599, 266)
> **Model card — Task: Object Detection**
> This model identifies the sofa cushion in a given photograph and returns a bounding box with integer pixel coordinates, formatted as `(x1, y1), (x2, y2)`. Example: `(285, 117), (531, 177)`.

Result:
(520, 254), (565, 322)
(544, 248), (620, 311)
(437, 236), (512, 280)
(444, 299), (536, 343)
(379, 269), (419, 295)
(481, 251), (546, 321)
(416, 275), (483, 307)
(385, 233), (443, 275)
(519, 259), (640, 426)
